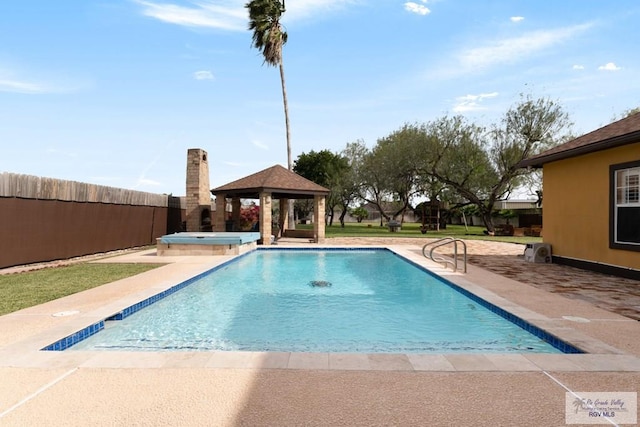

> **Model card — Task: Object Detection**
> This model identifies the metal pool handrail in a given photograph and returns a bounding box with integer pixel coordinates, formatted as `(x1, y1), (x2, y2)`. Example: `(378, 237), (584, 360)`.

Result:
(422, 237), (467, 273)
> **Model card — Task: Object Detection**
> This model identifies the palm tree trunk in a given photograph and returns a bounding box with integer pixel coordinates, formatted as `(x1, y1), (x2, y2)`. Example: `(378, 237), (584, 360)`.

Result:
(280, 61), (291, 170)
(279, 61), (295, 230)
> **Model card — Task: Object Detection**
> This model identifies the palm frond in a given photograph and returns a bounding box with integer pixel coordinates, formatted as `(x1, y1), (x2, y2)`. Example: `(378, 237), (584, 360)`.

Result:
(246, 0), (287, 67)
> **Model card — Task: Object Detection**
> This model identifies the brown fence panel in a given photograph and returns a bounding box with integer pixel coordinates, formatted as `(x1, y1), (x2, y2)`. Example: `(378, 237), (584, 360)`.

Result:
(0, 198), (175, 269)
(166, 196), (186, 233)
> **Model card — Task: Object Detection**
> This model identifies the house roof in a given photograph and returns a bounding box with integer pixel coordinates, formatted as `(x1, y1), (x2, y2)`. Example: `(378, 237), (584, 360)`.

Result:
(519, 112), (640, 168)
(210, 164), (330, 199)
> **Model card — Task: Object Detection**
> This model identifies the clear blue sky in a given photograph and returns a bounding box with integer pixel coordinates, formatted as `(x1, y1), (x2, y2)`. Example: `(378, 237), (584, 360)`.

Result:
(1, 1), (638, 196)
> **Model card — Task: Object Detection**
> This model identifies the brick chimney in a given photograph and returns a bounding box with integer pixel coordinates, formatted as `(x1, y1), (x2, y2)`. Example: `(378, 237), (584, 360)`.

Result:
(185, 148), (212, 232)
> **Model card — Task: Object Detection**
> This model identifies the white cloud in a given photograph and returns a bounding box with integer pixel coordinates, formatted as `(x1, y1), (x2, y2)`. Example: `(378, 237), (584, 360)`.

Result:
(136, 178), (162, 187)
(510, 16), (524, 23)
(134, 0), (247, 31)
(457, 23), (593, 71)
(453, 92), (499, 112)
(0, 66), (83, 94)
(405, 2), (430, 16)
(193, 70), (214, 80)
(223, 161), (243, 167)
(46, 148), (78, 158)
(572, 64), (585, 70)
(89, 176), (121, 183)
(134, 0), (356, 30)
(0, 75), (77, 94)
(251, 139), (269, 150)
(598, 62), (621, 71)
(283, 0), (356, 22)
(0, 78), (48, 94)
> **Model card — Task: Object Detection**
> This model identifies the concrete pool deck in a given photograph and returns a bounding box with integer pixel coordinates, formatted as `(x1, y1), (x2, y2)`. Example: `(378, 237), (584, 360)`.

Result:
(0, 239), (638, 426)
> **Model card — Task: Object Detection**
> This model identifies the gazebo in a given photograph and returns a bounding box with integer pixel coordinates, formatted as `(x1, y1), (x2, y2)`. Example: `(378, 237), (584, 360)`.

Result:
(210, 165), (330, 245)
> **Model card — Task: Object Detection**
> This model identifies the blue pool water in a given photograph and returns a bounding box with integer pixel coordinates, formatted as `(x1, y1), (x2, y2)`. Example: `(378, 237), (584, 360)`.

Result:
(68, 249), (570, 353)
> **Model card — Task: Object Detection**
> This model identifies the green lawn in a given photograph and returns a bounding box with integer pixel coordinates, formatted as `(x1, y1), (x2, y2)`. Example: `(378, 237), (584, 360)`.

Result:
(0, 263), (163, 316)
(297, 221), (542, 244)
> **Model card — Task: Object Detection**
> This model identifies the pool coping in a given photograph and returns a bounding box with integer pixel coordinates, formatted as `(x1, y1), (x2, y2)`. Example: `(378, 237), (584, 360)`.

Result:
(1, 245), (639, 373)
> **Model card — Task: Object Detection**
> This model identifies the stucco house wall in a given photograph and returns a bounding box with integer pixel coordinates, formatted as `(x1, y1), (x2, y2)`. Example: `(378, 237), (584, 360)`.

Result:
(543, 142), (640, 270)
(520, 112), (640, 279)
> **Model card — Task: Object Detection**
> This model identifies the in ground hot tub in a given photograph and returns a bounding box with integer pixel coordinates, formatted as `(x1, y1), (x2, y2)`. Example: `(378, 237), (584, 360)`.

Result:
(156, 232), (261, 256)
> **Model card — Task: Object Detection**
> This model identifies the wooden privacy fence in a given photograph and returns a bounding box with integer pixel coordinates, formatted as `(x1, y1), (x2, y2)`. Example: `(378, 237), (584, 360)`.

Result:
(0, 173), (185, 269)
(0, 172), (168, 206)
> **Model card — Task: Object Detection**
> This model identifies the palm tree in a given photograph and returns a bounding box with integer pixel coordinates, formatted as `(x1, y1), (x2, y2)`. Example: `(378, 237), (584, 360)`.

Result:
(246, 0), (295, 229)
(246, 0), (291, 170)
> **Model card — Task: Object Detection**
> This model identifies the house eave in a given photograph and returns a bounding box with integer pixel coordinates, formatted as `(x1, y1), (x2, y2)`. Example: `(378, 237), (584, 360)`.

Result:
(518, 131), (640, 169)
(211, 187), (330, 199)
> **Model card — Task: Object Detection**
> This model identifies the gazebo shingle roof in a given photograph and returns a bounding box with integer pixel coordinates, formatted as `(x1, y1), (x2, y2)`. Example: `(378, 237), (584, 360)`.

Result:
(211, 164), (330, 199)
(519, 112), (640, 168)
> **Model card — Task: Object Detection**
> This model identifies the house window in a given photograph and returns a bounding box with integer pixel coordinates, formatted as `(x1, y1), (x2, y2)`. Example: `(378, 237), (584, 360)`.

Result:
(611, 161), (640, 250)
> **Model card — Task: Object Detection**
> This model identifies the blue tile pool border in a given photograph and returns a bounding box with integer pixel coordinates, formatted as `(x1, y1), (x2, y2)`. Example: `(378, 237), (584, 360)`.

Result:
(41, 321), (105, 351)
(42, 247), (583, 354)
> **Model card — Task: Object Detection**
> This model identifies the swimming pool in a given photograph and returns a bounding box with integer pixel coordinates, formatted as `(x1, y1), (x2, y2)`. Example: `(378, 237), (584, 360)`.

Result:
(51, 249), (581, 354)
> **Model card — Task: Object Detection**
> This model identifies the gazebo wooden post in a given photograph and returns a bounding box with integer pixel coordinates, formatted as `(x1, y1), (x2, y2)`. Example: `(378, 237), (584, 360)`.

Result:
(314, 195), (326, 243)
(260, 192), (272, 245)
(231, 198), (241, 231)
(279, 198), (289, 238)
(213, 193), (226, 232)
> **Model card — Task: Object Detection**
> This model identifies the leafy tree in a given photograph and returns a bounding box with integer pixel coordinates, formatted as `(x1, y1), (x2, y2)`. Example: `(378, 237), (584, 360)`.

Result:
(415, 115), (495, 225)
(334, 141), (368, 227)
(497, 209), (517, 224)
(293, 199), (313, 223)
(349, 206), (369, 223)
(612, 106), (640, 121)
(624, 107), (640, 117)
(293, 149), (349, 226)
(357, 147), (389, 226)
(356, 127), (424, 224)
(293, 150), (338, 186)
(418, 95), (571, 232)
(375, 126), (423, 220)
